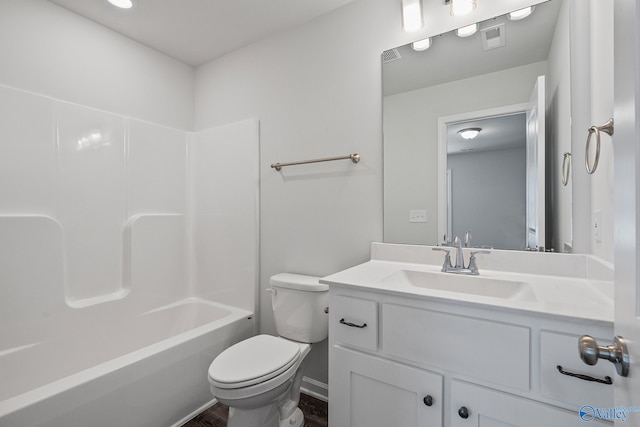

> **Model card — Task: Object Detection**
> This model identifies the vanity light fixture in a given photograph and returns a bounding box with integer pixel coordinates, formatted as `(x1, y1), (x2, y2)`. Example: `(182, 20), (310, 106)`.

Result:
(456, 23), (478, 38)
(412, 38), (432, 51)
(107, 0), (133, 9)
(402, 0), (424, 32)
(458, 128), (481, 139)
(508, 6), (534, 21)
(450, 0), (476, 16)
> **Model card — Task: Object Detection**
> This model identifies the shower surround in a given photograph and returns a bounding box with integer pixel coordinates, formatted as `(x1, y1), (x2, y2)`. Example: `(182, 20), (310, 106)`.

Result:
(0, 84), (259, 426)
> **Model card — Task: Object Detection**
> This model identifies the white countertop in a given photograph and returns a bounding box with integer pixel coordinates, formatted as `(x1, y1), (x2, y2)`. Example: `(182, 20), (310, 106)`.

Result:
(321, 244), (614, 324)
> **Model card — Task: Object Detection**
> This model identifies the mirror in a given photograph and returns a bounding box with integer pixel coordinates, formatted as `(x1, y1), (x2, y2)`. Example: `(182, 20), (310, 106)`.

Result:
(383, 0), (574, 252)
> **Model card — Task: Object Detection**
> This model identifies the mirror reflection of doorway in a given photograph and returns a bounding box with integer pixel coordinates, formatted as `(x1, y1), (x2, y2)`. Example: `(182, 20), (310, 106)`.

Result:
(446, 113), (527, 250)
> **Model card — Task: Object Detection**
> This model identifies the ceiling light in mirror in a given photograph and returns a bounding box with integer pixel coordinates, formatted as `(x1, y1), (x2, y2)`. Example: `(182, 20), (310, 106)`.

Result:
(107, 0), (133, 9)
(456, 23), (478, 37)
(412, 38), (432, 51)
(402, 0), (424, 32)
(508, 6), (535, 20)
(458, 128), (482, 139)
(450, 0), (476, 16)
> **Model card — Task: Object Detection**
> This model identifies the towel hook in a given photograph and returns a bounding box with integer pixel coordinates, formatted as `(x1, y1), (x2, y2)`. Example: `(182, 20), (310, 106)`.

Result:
(585, 118), (614, 174)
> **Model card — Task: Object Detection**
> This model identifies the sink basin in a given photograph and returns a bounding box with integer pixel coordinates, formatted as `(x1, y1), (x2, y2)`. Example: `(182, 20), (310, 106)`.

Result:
(378, 270), (537, 302)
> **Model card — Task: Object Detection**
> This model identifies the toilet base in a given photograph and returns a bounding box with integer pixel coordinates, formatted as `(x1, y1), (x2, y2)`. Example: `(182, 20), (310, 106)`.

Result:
(280, 407), (304, 427)
(224, 402), (304, 427)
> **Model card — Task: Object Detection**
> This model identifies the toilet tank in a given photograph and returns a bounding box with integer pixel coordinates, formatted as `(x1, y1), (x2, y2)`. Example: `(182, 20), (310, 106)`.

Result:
(269, 273), (329, 343)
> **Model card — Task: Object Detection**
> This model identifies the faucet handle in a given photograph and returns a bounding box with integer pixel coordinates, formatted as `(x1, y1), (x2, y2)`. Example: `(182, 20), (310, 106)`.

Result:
(468, 250), (490, 275)
(432, 247), (452, 271)
(470, 249), (491, 256)
(464, 231), (472, 247)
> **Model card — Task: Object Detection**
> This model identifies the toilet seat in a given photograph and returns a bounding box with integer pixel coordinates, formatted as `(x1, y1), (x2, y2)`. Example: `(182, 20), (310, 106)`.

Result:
(208, 335), (301, 389)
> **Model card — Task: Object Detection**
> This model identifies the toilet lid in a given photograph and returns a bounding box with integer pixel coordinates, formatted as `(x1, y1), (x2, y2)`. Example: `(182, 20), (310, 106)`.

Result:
(208, 335), (301, 389)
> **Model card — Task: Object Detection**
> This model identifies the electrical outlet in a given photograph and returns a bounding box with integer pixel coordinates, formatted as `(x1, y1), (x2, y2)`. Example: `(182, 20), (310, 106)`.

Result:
(593, 210), (602, 242)
(409, 210), (427, 223)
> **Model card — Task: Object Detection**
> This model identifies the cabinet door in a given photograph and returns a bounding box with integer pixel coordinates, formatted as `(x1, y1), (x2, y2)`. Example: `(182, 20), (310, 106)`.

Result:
(450, 380), (612, 427)
(330, 347), (442, 427)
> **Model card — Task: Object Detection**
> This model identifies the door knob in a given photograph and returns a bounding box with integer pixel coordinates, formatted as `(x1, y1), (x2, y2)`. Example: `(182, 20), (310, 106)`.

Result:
(579, 335), (629, 377)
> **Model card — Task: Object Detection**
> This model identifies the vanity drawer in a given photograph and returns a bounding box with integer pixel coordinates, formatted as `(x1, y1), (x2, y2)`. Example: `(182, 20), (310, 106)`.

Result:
(382, 303), (530, 391)
(540, 331), (613, 409)
(332, 295), (378, 351)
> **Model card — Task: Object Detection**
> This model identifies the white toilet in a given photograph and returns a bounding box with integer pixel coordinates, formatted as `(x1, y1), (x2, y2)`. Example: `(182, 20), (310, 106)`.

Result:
(207, 273), (329, 427)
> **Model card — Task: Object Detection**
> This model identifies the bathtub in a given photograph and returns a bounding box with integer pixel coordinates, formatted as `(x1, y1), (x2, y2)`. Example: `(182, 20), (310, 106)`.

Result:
(0, 297), (255, 427)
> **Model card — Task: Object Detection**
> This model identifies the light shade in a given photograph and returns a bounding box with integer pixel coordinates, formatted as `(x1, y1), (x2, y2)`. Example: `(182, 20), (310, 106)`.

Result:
(458, 128), (481, 139)
(451, 0), (476, 16)
(412, 38), (432, 51)
(108, 0), (133, 9)
(455, 23), (478, 38)
(508, 6), (534, 21)
(402, 0), (424, 32)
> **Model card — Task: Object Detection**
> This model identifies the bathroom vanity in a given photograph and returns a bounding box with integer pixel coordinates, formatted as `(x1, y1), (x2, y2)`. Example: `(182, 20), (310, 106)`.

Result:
(323, 243), (614, 427)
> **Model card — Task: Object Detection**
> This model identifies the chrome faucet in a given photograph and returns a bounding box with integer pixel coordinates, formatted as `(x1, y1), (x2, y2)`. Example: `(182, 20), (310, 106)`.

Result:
(433, 232), (490, 275)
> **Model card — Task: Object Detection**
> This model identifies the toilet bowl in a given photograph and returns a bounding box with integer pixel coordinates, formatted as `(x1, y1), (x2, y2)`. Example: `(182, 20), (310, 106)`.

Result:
(207, 273), (328, 427)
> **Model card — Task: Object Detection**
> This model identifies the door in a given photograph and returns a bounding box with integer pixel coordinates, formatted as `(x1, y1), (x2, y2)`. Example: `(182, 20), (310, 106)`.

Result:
(525, 75), (546, 251)
(613, 0), (640, 420)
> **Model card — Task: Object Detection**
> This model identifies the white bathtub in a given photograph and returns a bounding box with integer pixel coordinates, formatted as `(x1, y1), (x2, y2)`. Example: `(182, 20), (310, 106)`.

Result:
(0, 298), (254, 427)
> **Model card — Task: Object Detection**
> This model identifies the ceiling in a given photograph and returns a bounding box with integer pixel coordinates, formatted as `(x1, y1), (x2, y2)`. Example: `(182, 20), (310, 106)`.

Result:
(48, 0), (356, 66)
(447, 113), (526, 154)
(383, 0), (562, 96)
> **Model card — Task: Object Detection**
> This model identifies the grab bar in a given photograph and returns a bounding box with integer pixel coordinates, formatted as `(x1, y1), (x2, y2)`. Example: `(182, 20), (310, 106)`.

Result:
(271, 153), (360, 171)
(585, 119), (614, 174)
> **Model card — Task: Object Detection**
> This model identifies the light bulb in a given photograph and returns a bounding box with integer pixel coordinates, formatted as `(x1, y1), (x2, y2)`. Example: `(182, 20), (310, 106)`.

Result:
(402, 0), (424, 32)
(508, 6), (534, 21)
(412, 38), (432, 51)
(108, 0), (133, 9)
(451, 0), (476, 16)
(456, 23), (478, 38)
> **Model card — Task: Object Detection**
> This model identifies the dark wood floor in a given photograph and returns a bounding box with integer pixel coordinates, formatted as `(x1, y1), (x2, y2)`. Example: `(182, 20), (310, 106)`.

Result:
(183, 393), (328, 427)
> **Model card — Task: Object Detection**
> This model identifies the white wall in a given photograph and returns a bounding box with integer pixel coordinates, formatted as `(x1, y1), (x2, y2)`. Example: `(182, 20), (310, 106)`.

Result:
(194, 0), (544, 386)
(0, 0), (194, 130)
(589, 0), (614, 261)
(384, 62), (547, 245)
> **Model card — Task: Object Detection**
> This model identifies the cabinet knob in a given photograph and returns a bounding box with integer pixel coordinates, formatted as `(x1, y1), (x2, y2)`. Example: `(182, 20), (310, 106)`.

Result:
(458, 406), (469, 419)
(423, 395), (434, 406)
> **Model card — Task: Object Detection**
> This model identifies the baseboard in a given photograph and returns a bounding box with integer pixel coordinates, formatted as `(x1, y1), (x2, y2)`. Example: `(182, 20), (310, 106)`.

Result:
(300, 376), (328, 402)
(172, 398), (218, 427)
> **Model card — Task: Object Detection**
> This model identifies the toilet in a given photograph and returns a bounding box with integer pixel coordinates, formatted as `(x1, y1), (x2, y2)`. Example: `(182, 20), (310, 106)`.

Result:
(207, 273), (329, 427)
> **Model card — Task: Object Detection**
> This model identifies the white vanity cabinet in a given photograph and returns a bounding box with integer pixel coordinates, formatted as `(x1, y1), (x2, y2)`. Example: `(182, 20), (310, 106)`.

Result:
(328, 286), (614, 427)
(332, 346), (443, 426)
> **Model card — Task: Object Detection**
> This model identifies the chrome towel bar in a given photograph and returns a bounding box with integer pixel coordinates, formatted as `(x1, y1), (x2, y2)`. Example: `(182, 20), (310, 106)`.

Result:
(271, 153), (360, 171)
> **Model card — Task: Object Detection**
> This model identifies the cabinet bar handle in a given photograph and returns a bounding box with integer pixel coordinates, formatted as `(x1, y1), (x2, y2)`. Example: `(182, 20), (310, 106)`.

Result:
(556, 365), (613, 385)
(339, 318), (367, 328)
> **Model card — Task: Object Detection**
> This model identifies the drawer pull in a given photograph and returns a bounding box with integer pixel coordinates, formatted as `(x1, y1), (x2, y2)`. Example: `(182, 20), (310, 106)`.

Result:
(339, 318), (367, 328)
(556, 365), (613, 385)
(423, 395), (434, 406)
